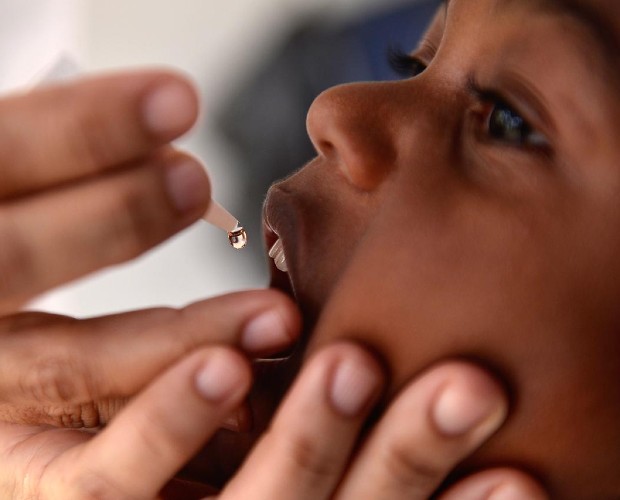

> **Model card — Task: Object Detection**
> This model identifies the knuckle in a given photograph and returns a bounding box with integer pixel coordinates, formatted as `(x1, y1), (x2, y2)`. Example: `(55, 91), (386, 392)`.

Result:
(104, 182), (163, 262)
(69, 469), (135, 500)
(0, 214), (35, 298)
(171, 307), (210, 354)
(0, 112), (31, 192)
(47, 402), (102, 428)
(95, 398), (129, 425)
(69, 116), (108, 172)
(382, 442), (444, 491)
(280, 431), (341, 480)
(21, 354), (92, 404)
(136, 417), (171, 456)
(65, 101), (125, 172)
(123, 411), (188, 466)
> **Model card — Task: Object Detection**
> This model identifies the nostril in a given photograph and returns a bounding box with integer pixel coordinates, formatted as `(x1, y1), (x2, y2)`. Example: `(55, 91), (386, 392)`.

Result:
(306, 92), (335, 159)
(316, 139), (336, 159)
(306, 82), (396, 192)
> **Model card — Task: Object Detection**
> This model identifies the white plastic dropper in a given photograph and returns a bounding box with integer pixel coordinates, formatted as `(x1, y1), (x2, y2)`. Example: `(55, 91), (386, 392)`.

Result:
(203, 201), (248, 250)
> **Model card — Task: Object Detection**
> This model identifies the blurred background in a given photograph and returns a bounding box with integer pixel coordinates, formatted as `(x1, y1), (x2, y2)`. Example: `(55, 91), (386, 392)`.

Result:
(0, 0), (438, 317)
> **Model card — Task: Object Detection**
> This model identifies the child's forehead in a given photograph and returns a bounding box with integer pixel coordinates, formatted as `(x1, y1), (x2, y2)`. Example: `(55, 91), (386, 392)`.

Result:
(479, 0), (619, 56)
(534, 0), (619, 58)
(446, 0), (620, 89)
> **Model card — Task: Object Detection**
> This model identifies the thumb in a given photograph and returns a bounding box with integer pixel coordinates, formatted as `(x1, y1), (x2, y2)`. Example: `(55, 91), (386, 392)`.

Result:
(439, 468), (548, 500)
(44, 347), (251, 499)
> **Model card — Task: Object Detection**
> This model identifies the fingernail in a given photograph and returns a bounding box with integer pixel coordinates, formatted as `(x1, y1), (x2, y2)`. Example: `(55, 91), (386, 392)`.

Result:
(330, 357), (381, 418)
(143, 80), (198, 137)
(488, 484), (533, 500)
(221, 403), (253, 433)
(165, 160), (210, 214)
(432, 381), (507, 437)
(221, 413), (241, 432)
(195, 351), (245, 403)
(241, 310), (294, 352)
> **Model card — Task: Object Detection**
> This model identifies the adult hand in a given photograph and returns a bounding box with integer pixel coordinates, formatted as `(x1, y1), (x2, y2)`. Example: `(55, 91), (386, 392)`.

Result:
(0, 70), (303, 427)
(0, 70), (303, 497)
(215, 343), (548, 500)
(0, 71), (209, 312)
(1, 339), (546, 499)
(0, 344), (252, 499)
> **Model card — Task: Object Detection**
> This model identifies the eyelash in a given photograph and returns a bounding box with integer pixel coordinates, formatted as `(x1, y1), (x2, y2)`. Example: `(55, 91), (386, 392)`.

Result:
(386, 47), (550, 155)
(387, 46), (427, 78)
(469, 83), (551, 154)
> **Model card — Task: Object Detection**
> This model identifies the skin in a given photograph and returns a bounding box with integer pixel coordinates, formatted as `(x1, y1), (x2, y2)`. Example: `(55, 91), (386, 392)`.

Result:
(0, 71), (301, 497)
(0, 70), (542, 498)
(255, 0), (620, 498)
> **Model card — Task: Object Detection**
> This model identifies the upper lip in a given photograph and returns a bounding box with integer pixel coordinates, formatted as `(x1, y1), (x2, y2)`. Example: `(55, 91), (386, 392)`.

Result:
(263, 182), (298, 297)
(263, 221), (279, 258)
(263, 183), (296, 241)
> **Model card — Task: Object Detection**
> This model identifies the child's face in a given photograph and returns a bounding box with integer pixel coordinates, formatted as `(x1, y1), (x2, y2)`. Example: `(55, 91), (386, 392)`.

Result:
(261, 0), (620, 497)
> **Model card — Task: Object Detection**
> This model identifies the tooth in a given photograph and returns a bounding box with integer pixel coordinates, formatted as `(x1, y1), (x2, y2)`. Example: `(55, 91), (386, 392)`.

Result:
(269, 239), (283, 258)
(275, 253), (288, 272)
(269, 238), (288, 272)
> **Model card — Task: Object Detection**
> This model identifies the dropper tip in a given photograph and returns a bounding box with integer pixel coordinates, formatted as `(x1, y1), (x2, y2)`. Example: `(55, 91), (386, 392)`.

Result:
(203, 200), (248, 250)
(228, 224), (248, 250)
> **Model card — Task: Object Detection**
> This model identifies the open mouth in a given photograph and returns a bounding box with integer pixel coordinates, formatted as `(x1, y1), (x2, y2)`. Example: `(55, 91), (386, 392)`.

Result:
(262, 188), (297, 305)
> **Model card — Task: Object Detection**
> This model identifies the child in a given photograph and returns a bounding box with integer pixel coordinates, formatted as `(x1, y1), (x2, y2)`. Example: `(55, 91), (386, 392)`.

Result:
(246, 0), (620, 497)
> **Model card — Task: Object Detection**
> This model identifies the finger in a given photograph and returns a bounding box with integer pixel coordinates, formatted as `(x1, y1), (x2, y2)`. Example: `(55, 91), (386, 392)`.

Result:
(335, 362), (508, 500)
(439, 468), (548, 500)
(0, 149), (210, 304)
(0, 311), (71, 332)
(0, 289), (300, 423)
(44, 347), (252, 500)
(160, 478), (218, 499)
(220, 343), (384, 500)
(0, 71), (198, 198)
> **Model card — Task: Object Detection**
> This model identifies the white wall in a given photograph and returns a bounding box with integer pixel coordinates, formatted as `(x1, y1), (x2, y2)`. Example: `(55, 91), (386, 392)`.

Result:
(0, 0), (82, 92)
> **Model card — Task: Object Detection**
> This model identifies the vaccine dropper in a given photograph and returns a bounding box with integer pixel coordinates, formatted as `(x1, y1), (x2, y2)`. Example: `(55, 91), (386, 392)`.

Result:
(203, 201), (248, 250)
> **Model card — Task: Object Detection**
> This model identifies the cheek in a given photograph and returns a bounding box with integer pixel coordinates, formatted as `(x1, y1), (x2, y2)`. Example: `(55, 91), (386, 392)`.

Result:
(307, 199), (620, 498)
(281, 162), (375, 323)
(308, 200), (565, 385)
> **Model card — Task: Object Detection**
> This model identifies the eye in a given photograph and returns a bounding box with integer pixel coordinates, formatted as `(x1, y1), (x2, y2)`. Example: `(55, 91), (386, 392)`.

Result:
(387, 46), (427, 79)
(485, 100), (549, 149)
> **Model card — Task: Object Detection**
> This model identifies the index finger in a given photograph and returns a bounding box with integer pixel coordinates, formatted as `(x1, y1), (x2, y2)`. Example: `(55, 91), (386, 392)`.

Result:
(0, 70), (198, 198)
(0, 290), (300, 418)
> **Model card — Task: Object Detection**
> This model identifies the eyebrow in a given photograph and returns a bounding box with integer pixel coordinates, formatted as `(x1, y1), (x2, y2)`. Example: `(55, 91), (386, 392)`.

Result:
(540, 0), (619, 60)
(444, 0), (619, 70)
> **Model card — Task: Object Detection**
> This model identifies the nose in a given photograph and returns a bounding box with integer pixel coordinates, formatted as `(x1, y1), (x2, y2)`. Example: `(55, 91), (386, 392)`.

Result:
(306, 82), (400, 191)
